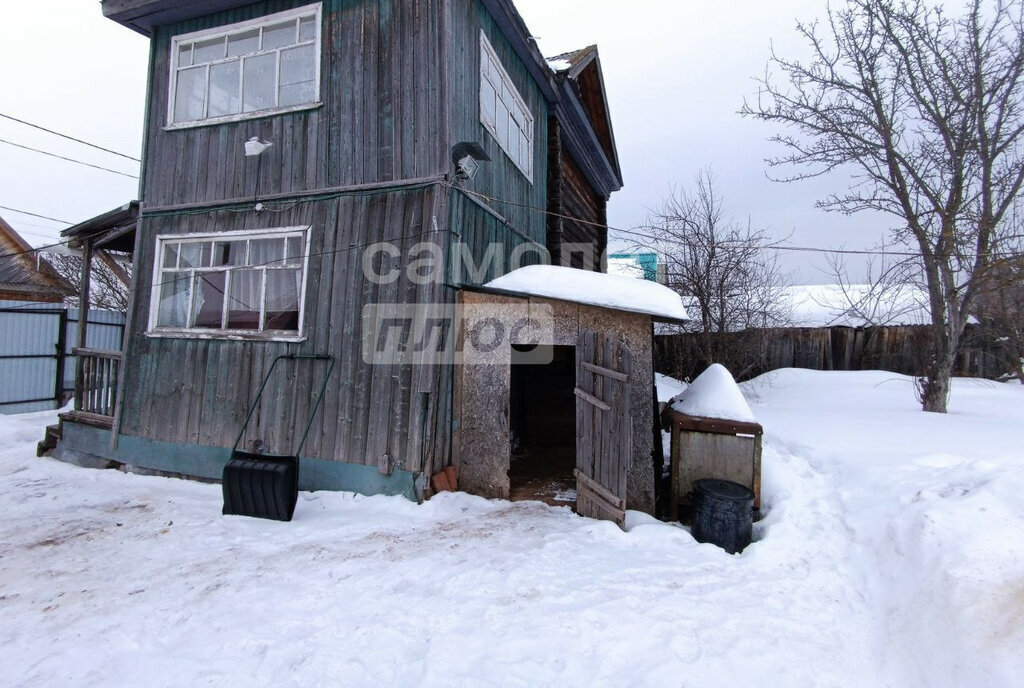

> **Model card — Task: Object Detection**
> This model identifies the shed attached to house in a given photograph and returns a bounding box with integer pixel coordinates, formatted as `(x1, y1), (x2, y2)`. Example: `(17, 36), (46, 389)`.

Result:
(453, 265), (688, 522)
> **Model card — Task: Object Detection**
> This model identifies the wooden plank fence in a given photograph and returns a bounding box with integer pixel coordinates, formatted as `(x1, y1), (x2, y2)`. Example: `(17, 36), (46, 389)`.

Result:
(656, 324), (1018, 382)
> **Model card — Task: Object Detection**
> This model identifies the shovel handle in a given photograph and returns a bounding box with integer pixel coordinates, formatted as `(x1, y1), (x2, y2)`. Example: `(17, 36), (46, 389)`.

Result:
(231, 354), (336, 455)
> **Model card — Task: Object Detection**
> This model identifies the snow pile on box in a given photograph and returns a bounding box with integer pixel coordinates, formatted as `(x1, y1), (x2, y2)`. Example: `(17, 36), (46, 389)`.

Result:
(669, 363), (755, 422)
(485, 265), (689, 321)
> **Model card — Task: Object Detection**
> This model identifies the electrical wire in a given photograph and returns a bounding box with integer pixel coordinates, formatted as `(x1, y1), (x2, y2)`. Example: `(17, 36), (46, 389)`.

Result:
(0, 204), (73, 225)
(0, 112), (141, 162)
(452, 185), (1022, 260)
(0, 138), (139, 180)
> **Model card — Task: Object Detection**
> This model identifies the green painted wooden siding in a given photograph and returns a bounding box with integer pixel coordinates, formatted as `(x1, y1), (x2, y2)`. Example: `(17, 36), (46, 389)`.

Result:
(446, 0), (549, 245)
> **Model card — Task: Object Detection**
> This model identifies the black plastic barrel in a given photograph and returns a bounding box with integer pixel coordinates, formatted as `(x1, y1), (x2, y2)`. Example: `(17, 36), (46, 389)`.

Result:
(691, 478), (755, 554)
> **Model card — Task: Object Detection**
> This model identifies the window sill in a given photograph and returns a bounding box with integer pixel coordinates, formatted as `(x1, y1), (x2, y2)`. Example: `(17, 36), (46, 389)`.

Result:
(164, 101), (323, 131)
(145, 329), (307, 343)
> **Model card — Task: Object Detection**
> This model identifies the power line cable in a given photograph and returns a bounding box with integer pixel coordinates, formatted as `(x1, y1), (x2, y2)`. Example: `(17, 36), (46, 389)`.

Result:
(0, 112), (141, 162)
(0, 204), (73, 225)
(0, 138), (139, 180)
(453, 186), (1022, 260)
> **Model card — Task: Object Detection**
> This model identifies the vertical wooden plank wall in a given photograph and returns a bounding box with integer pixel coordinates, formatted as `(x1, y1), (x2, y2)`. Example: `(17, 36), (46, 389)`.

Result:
(446, 0), (549, 244)
(120, 185), (453, 478)
(142, 0), (447, 208)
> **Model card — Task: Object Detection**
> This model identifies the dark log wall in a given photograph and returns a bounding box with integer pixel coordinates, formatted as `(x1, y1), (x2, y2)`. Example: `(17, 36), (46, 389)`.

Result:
(143, 0), (448, 207)
(545, 117), (607, 271)
(656, 325), (1017, 382)
(558, 146), (606, 270)
(121, 184), (453, 478)
(447, 0), (549, 243)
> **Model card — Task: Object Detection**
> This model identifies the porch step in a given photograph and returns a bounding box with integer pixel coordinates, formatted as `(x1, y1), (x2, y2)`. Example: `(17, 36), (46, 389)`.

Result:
(36, 423), (62, 457)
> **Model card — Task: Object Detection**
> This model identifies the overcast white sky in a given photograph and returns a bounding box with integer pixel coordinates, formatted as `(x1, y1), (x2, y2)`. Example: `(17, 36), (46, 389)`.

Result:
(0, 0), (894, 282)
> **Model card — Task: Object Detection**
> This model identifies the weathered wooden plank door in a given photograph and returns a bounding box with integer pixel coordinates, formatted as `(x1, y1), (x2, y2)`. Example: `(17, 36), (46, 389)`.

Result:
(574, 331), (631, 528)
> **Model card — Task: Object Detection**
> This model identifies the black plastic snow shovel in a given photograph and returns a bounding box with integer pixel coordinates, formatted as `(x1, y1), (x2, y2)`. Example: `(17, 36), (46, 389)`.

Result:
(222, 354), (334, 522)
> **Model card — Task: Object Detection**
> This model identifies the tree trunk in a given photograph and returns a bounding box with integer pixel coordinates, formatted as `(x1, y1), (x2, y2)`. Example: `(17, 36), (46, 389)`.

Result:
(919, 323), (959, 413)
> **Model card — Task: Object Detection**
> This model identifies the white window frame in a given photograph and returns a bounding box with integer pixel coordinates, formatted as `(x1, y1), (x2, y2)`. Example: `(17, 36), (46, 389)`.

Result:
(166, 3), (323, 129)
(479, 31), (535, 182)
(147, 226), (312, 342)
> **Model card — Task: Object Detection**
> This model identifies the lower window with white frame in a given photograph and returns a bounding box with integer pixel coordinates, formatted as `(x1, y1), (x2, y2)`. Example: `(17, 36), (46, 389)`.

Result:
(149, 227), (309, 338)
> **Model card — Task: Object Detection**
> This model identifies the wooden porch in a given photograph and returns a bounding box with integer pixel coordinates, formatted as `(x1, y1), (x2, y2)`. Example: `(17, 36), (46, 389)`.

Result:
(65, 347), (122, 428)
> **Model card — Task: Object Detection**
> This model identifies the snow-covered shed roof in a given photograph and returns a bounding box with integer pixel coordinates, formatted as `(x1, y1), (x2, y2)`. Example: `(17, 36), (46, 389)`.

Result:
(482, 265), (689, 322)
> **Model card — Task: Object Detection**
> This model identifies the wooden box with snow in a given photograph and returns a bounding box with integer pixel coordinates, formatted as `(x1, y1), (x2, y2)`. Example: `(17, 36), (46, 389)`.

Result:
(662, 364), (763, 520)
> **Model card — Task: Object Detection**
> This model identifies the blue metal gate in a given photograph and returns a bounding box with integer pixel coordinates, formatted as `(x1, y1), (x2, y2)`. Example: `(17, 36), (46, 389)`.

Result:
(0, 302), (125, 414)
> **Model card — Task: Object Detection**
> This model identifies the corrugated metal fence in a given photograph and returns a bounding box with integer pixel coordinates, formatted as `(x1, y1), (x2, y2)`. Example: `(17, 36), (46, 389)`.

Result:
(0, 301), (125, 414)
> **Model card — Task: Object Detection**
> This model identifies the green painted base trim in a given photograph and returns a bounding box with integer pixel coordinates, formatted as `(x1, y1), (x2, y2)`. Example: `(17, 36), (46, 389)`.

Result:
(56, 421), (422, 501)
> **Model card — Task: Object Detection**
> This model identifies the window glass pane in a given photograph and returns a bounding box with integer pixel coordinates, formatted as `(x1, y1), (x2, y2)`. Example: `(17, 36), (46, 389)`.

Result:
(194, 36), (226, 64)
(298, 15), (317, 42)
(480, 79), (496, 127)
(265, 269), (300, 331)
(162, 243), (179, 269)
(174, 66), (207, 123)
(262, 20), (297, 50)
(285, 236), (303, 266)
(495, 103), (509, 149)
(214, 240), (246, 266)
(208, 61), (241, 117)
(280, 44), (315, 86)
(177, 43), (192, 67)
(191, 272), (225, 329)
(157, 273), (189, 328)
(521, 133), (532, 172)
(242, 53), (277, 112)
(227, 29), (259, 57)
(248, 238), (284, 266)
(507, 131), (520, 169)
(227, 268), (262, 330)
(279, 82), (316, 108)
(178, 241), (208, 269)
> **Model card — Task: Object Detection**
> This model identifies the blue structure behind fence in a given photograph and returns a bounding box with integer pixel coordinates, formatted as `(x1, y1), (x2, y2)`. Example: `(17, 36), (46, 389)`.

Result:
(0, 301), (125, 414)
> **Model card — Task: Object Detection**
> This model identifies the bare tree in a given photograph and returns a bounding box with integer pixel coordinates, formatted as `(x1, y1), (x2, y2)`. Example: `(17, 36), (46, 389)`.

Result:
(46, 250), (132, 311)
(638, 170), (790, 379)
(741, 0), (1024, 412)
(974, 252), (1024, 382)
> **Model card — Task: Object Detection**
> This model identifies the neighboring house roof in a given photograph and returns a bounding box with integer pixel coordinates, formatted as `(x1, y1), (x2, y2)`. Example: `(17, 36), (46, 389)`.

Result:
(480, 264), (689, 322)
(0, 215), (73, 302)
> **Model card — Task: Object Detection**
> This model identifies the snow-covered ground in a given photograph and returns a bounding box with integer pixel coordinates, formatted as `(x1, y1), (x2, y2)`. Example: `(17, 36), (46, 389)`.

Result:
(1, 370), (1022, 687)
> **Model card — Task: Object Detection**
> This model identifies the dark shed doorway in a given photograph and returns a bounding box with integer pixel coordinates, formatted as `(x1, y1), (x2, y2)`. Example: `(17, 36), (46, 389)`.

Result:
(508, 345), (577, 506)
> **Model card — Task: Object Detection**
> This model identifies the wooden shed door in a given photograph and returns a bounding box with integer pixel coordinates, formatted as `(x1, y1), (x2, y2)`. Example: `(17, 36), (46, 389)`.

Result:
(574, 331), (632, 528)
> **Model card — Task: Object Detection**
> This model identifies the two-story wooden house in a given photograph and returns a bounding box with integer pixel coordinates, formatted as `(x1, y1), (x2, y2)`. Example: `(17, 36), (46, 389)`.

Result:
(53, 0), (687, 522)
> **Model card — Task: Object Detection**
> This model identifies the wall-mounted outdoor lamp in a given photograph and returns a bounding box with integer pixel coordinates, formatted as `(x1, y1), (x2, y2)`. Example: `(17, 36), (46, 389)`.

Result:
(245, 137), (274, 157)
(452, 142), (490, 181)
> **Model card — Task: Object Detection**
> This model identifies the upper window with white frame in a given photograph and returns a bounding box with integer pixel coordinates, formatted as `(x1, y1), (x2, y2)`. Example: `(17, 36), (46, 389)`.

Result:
(479, 32), (534, 181)
(150, 228), (309, 339)
(168, 3), (322, 127)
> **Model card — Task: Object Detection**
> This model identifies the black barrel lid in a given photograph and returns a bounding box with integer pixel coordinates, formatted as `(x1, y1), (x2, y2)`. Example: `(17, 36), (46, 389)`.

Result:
(693, 478), (755, 502)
